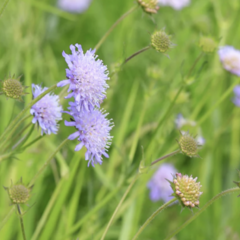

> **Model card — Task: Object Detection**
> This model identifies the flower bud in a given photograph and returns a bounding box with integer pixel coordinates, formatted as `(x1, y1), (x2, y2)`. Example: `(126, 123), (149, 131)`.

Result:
(138, 0), (159, 14)
(199, 36), (217, 53)
(4, 178), (33, 204)
(151, 30), (175, 53)
(177, 131), (200, 158)
(0, 75), (28, 101)
(168, 173), (202, 209)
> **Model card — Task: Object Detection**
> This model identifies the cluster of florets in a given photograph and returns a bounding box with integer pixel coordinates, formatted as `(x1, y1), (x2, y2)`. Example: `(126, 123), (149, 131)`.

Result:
(58, 44), (113, 166)
(138, 0), (159, 14)
(170, 173), (202, 209)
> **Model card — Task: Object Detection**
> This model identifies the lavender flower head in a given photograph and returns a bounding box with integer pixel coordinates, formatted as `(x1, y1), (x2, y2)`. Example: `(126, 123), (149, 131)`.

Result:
(57, 44), (109, 112)
(218, 46), (240, 76)
(65, 104), (113, 167)
(233, 85), (240, 107)
(147, 163), (177, 202)
(58, 0), (92, 13)
(157, 0), (190, 10)
(30, 84), (62, 135)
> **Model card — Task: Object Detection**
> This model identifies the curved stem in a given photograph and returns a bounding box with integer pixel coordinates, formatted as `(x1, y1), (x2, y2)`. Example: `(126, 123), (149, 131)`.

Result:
(164, 187), (240, 240)
(95, 5), (138, 51)
(132, 198), (177, 240)
(100, 173), (140, 240)
(151, 150), (180, 166)
(185, 52), (204, 79)
(0, 84), (57, 144)
(17, 204), (26, 240)
(28, 137), (68, 187)
(124, 46), (151, 64)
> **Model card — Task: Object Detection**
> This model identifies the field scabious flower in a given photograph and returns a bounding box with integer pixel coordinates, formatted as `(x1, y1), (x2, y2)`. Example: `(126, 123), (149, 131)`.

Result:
(157, 0), (190, 10)
(147, 163), (177, 202)
(57, 44), (109, 112)
(233, 85), (240, 107)
(30, 84), (62, 135)
(65, 104), (113, 167)
(218, 46), (240, 76)
(58, 0), (92, 13)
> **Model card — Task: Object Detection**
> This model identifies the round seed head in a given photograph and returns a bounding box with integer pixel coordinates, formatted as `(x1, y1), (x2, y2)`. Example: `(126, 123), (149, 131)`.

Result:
(199, 36), (217, 53)
(138, 0), (159, 14)
(151, 30), (175, 53)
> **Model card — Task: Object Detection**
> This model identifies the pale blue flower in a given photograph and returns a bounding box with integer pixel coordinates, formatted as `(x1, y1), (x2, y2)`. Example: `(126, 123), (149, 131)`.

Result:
(30, 84), (62, 135)
(57, 44), (109, 112)
(147, 163), (177, 202)
(158, 0), (190, 10)
(65, 104), (113, 167)
(58, 0), (92, 13)
(218, 46), (240, 76)
(233, 85), (240, 107)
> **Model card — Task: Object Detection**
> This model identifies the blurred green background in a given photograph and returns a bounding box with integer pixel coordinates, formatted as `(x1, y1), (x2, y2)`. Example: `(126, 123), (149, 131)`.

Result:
(0, 0), (240, 239)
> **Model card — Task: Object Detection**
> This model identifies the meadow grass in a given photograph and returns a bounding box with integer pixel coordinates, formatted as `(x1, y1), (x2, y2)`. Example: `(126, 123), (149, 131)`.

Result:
(0, 0), (240, 239)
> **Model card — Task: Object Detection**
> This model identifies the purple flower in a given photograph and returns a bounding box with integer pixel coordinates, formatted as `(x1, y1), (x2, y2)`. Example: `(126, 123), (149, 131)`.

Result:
(147, 163), (177, 202)
(218, 46), (240, 76)
(58, 0), (92, 13)
(157, 0), (190, 10)
(57, 44), (109, 112)
(30, 84), (62, 135)
(65, 105), (113, 167)
(233, 85), (240, 107)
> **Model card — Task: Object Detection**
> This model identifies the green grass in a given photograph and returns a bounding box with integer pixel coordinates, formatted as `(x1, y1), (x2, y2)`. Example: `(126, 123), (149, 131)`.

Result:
(0, 0), (240, 239)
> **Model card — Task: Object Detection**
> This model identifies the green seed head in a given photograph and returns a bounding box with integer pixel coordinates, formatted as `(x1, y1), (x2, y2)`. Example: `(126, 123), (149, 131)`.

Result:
(0, 75), (28, 101)
(178, 132), (200, 157)
(138, 0), (159, 14)
(172, 173), (202, 209)
(151, 30), (175, 53)
(199, 36), (217, 53)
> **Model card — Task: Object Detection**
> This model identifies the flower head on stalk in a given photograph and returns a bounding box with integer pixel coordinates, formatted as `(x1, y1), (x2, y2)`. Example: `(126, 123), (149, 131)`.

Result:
(65, 104), (113, 167)
(168, 173), (202, 209)
(138, 0), (159, 14)
(218, 46), (240, 76)
(30, 84), (62, 135)
(147, 163), (177, 202)
(58, 0), (92, 13)
(157, 0), (190, 10)
(57, 44), (109, 112)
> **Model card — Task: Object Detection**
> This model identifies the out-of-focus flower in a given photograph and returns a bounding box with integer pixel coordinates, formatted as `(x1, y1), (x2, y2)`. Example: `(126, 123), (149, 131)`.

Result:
(58, 0), (92, 13)
(138, 0), (159, 14)
(168, 173), (202, 209)
(175, 114), (196, 129)
(147, 163), (177, 202)
(65, 104), (113, 167)
(57, 44), (109, 112)
(218, 46), (240, 76)
(30, 84), (62, 135)
(157, 0), (190, 10)
(199, 36), (217, 53)
(233, 85), (240, 107)
(0, 75), (28, 101)
(196, 135), (205, 146)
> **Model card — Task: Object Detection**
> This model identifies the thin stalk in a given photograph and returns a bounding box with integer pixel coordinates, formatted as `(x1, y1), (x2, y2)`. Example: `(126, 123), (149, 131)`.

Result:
(100, 173), (140, 240)
(95, 5), (138, 51)
(132, 198), (177, 240)
(0, 0), (10, 18)
(18, 135), (43, 152)
(164, 187), (240, 240)
(0, 206), (15, 230)
(17, 204), (26, 240)
(0, 152), (13, 163)
(28, 138), (68, 187)
(185, 52), (204, 79)
(0, 84), (57, 144)
(124, 46), (151, 64)
(151, 149), (180, 166)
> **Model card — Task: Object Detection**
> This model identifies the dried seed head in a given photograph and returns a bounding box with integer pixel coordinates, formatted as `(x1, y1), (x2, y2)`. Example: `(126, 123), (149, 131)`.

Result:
(4, 178), (33, 204)
(177, 131), (200, 158)
(138, 0), (159, 14)
(169, 173), (202, 209)
(151, 30), (175, 53)
(199, 36), (217, 53)
(0, 75), (28, 101)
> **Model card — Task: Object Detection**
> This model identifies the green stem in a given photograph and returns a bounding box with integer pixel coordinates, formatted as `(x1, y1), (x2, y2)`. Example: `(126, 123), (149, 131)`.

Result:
(164, 187), (240, 240)
(100, 173), (140, 240)
(28, 138), (68, 187)
(17, 204), (26, 240)
(94, 5), (138, 51)
(151, 149), (180, 166)
(132, 198), (177, 240)
(0, 84), (57, 144)
(0, 0), (10, 18)
(124, 46), (151, 65)
(18, 135), (43, 152)
(0, 206), (15, 231)
(186, 52), (204, 79)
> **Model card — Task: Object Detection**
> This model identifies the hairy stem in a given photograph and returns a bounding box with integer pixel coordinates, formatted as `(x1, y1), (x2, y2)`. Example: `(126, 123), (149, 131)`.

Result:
(164, 187), (240, 240)
(132, 198), (177, 240)
(124, 46), (151, 64)
(151, 150), (180, 166)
